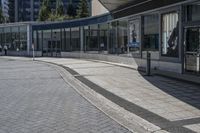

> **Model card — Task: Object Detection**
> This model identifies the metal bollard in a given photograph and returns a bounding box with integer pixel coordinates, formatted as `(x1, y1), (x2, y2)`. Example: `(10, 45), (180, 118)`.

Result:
(146, 51), (151, 76)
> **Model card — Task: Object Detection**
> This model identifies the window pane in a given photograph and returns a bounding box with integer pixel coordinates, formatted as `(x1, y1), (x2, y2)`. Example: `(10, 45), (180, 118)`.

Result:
(109, 21), (117, 54)
(89, 24), (99, 51)
(19, 26), (27, 51)
(11, 27), (19, 51)
(143, 14), (159, 50)
(43, 30), (52, 53)
(128, 19), (140, 57)
(118, 20), (128, 54)
(99, 23), (108, 51)
(162, 12), (179, 57)
(71, 27), (80, 51)
(65, 28), (71, 51)
(84, 26), (89, 51)
(187, 2), (200, 22)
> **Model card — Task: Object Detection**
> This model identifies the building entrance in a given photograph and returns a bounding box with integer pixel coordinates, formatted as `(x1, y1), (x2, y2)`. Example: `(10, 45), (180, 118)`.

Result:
(43, 40), (61, 57)
(184, 27), (200, 74)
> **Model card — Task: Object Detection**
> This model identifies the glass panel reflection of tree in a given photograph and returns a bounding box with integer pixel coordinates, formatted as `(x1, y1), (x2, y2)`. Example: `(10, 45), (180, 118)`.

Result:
(162, 12), (179, 57)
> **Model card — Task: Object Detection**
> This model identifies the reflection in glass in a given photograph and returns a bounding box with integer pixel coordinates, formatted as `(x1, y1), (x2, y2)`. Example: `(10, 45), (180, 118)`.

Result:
(42, 30), (51, 55)
(118, 20), (128, 54)
(162, 12), (179, 57)
(19, 26), (27, 51)
(109, 21), (117, 54)
(187, 2), (200, 22)
(65, 28), (71, 51)
(84, 26), (89, 51)
(89, 25), (99, 51)
(99, 23), (108, 51)
(128, 19), (140, 56)
(71, 27), (80, 51)
(11, 27), (20, 51)
(143, 14), (159, 50)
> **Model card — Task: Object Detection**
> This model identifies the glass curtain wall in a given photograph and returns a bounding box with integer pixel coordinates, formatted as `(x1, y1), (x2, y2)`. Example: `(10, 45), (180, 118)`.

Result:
(109, 21), (117, 54)
(161, 12), (179, 57)
(99, 23), (108, 51)
(84, 26), (89, 51)
(4, 27), (12, 50)
(65, 28), (71, 51)
(52, 29), (61, 55)
(11, 27), (20, 51)
(143, 14), (159, 50)
(19, 26), (27, 51)
(42, 30), (51, 56)
(128, 19), (141, 57)
(61, 29), (65, 51)
(187, 1), (200, 22)
(89, 24), (99, 51)
(118, 20), (128, 54)
(0, 28), (3, 48)
(71, 27), (80, 51)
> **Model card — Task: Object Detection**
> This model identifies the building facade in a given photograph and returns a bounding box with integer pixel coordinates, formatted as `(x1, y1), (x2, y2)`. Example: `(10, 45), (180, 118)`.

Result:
(12, 0), (91, 22)
(1, 0), (9, 20)
(0, 0), (200, 76)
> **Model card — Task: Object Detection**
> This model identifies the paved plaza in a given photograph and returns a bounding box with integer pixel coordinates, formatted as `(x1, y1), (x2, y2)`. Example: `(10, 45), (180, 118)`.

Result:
(35, 57), (200, 133)
(0, 58), (131, 133)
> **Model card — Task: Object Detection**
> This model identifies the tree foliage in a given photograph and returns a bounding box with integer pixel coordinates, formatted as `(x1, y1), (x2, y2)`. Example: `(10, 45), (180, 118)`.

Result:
(77, 0), (89, 18)
(56, 0), (64, 16)
(38, 0), (51, 21)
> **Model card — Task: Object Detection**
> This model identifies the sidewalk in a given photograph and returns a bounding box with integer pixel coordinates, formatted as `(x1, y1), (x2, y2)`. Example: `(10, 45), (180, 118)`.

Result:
(1, 56), (200, 133)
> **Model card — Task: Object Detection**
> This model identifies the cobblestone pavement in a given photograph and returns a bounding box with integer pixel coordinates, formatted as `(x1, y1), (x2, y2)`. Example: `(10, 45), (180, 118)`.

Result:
(0, 59), (132, 133)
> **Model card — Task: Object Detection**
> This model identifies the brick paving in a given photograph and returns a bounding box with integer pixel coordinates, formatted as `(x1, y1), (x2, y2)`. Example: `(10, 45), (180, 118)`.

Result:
(0, 59), (132, 133)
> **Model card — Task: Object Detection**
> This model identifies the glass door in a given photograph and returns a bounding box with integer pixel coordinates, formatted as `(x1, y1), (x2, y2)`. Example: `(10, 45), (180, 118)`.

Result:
(184, 27), (200, 74)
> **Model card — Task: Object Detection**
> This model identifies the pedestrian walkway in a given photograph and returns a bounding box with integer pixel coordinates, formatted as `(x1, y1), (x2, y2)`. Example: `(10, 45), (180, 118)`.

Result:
(0, 58), (132, 133)
(36, 57), (200, 133)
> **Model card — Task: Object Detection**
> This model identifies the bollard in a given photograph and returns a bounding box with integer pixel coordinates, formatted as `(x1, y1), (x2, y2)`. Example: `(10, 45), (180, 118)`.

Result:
(146, 51), (151, 76)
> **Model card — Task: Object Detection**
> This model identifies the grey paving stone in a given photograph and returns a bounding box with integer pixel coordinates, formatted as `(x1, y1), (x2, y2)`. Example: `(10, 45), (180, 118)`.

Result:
(0, 59), (131, 133)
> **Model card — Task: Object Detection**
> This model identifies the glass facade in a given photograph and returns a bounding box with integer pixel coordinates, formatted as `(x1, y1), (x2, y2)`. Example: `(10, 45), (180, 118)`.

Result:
(187, 1), (200, 22)
(161, 12), (179, 57)
(99, 23), (108, 51)
(143, 14), (159, 50)
(89, 25), (99, 51)
(128, 19), (140, 56)
(71, 27), (80, 51)
(0, 25), (28, 54)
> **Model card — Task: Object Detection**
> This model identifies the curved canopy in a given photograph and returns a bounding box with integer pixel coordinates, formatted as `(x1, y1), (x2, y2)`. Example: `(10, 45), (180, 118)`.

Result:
(99, 0), (188, 18)
(98, 0), (135, 12)
(98, 0), (148, 12)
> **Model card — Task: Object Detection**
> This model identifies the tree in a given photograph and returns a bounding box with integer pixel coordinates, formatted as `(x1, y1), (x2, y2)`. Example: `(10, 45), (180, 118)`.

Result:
(77, 0), (89, 18)
(0, 7), (5, 23)
(38, 0), (51, 21)
(56, 0), (64, 16)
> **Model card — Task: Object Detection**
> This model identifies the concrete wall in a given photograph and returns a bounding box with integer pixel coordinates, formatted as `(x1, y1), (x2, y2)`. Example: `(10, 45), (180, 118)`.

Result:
(61, 52), (182, 73)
